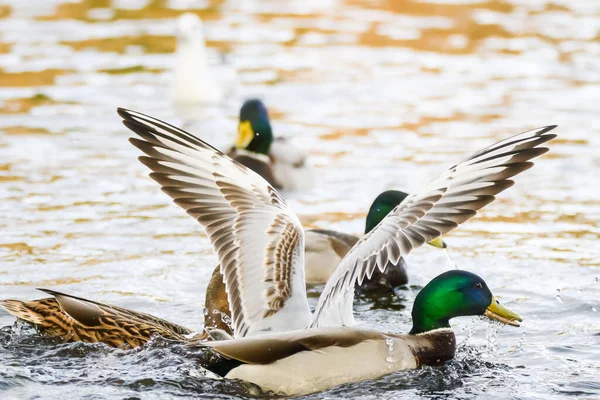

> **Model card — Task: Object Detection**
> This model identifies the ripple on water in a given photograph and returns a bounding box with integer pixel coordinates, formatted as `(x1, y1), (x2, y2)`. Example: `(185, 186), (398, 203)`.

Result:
(0, 0), (599, 398)
(0, 326), (252, 398)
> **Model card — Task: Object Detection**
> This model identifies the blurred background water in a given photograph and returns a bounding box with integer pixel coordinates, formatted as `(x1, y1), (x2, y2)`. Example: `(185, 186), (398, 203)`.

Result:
(0, 0), (598, 399)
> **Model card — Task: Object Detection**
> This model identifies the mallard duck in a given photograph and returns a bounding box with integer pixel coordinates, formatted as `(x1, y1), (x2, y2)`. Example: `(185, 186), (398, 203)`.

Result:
(199, 190), (448, 339)
(172, 13), (236, 105)
(227, 99), (314, 191)
(199, 269), (522, 396)
(119, 107), (555, 341)
(305, 189), (447, 288)
(0, 110), (554, 354)
(0, 289), (191, 347)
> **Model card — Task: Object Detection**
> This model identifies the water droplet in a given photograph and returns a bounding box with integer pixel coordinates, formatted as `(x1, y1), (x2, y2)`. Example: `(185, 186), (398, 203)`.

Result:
(385, 336), (395, 364)
(458, 319), (477, 349)
(443, 248), (458, 269)
(12, 319), (26, 335)
(516, 331), (526, 354)
(555, 289), (563, 303)
(485, 323), (499, 354)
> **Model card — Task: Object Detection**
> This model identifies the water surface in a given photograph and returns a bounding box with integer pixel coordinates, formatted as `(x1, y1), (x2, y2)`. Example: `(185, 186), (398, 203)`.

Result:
(0, 0), (599, 399)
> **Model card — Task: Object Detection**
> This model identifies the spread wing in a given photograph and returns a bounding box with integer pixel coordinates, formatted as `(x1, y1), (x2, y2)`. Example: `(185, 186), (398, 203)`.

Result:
(311, 125), (557, 327)
(118, 108), (312, 337)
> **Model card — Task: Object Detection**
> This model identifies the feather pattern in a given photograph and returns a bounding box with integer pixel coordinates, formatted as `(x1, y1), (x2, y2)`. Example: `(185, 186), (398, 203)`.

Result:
(119, 108), (555, 332)
(119, 108), (311, 337)
(0, 290), (191, 347)
(310, 126), (557, 327)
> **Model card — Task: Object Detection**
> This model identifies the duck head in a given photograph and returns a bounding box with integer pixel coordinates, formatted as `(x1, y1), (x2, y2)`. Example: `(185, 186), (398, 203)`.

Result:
(235, 99), (273, 155)
(365, 190), (447, 249)
(409, 270), (522, 334)
(176, 13), (206, 46)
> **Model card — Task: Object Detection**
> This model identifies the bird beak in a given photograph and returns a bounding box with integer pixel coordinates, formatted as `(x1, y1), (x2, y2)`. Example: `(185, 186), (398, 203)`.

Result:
(236, 121), (254, 149)
(427, 237), (447, 249)
(485, 296), (522, 327)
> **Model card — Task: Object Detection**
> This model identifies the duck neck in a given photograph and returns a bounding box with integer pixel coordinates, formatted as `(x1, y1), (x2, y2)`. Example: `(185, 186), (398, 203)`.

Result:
(247, 120), (272, 155)
(410, 314), (451, 335)
(409, 286), (452, 335)
(408, 329), (457, 367)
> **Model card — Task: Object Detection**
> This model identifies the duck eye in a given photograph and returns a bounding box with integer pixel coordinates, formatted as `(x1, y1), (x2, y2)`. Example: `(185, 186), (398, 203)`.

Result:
(474, 282), (482, 289)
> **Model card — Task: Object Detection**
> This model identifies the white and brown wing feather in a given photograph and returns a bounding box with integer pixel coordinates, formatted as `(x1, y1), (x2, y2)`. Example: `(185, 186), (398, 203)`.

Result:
(311, 125), (557, 327)
(119, 108), (311, 337)
(263, 215), (301, 317)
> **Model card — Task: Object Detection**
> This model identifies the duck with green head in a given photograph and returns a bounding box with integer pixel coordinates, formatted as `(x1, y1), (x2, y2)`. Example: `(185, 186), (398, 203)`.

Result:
(198, 189), (448, 340)
(228, 99), (314, 191)
(117, 108), (553, 345)
(0, 109), (554, 356)
(305, 189), (447, 290)
(200, 270), (522, 396)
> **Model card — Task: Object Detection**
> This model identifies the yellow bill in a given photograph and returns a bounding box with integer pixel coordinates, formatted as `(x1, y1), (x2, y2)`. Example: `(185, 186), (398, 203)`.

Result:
(484, 296), (522, 327)
(236, 121), (254, 149)
(427, 237), (447, 249)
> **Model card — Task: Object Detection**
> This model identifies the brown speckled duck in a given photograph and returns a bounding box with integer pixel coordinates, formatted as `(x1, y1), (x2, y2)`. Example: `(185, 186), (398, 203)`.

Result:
(0, 289), (191, 347)
(0, 107), (556, 362)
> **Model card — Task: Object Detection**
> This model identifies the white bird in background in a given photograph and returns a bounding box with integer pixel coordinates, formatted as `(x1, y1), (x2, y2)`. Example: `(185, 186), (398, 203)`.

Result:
(172, 13), (237, 106)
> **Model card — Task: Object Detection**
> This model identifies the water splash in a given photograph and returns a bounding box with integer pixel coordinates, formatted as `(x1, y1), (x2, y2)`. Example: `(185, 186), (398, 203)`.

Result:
(11, 320), (28, 336)
(457, 319), (477, 350)
(214, 310), (232, 329)
(555, 289), (563, 304)
(516, 331), (526, 354)
(443, 248), (458, 269)
(485, 322), (500, 355)
(385, 336), (396, 364)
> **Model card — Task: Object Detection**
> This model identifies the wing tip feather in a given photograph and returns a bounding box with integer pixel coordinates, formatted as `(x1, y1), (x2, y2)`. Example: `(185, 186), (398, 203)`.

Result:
(538, 125), (558, 135)
(117, 107), (132, 121)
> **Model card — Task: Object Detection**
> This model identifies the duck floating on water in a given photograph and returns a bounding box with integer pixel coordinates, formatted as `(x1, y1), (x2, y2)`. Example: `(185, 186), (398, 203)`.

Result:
(199, 270), (522, 396)
(305, 189), (447, 288)
(199, 189), (448, 338)
(120, 108), (555, 338)
(228, 99), (314, 191)
(0, 289), (191, 348)
(0, 107), (556, 390)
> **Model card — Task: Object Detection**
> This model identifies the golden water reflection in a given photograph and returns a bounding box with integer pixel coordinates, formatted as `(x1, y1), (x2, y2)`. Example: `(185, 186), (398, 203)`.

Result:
(0, 0), (598, 339)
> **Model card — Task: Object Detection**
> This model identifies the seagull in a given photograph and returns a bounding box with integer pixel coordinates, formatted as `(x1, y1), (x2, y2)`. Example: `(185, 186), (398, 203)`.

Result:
(172, 13), (236, 105)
